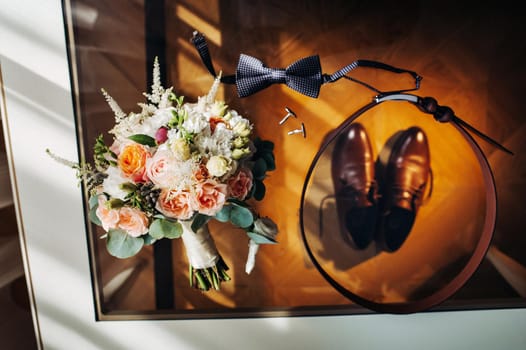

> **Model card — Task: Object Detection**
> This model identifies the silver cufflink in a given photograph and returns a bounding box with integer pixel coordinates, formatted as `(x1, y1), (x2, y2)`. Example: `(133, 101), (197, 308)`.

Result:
(287, 122), (306, 138)
(279, 107), (297, 125)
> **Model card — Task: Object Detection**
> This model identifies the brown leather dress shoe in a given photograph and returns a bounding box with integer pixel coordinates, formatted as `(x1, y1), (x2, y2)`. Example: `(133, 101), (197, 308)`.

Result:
(376, 126), (430, 252)
(331, 123), (378, 249)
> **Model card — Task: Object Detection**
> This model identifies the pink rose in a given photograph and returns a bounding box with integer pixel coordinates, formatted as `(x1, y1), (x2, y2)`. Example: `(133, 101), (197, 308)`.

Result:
(228, 168), (253, 200)
(117, 207), (149, 237)
(95, 196), (120, 231)
(156, 189), (196, 220)
(194, 179), (227, 216)
(145, 149), (175, 188)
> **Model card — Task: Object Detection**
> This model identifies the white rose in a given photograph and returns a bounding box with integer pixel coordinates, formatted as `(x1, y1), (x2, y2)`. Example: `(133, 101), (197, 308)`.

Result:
(170, 138), (191, 161)
(232, 119), (252, 137)
(102, 166), (129, 200)
(182, 107), (208, 133)
(253, 217), (278, 239)
(206, 156), (230, 177)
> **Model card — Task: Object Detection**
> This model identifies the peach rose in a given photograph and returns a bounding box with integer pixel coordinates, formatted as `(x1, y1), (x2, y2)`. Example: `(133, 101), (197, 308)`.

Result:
(145, 149), (175, 188)
(118, 143), (150, 182)
(194, 179), (227, 216)
(228, 168), (253, 200)
(194, 164), (209, 182)
(117, 206), (149, 237)
(156, 189), (196, 220)
(95, 196), (120, 231)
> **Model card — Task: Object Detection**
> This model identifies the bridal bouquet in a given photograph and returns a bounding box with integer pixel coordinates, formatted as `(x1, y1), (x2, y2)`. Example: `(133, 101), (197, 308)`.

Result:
(48, 58), (278, 291)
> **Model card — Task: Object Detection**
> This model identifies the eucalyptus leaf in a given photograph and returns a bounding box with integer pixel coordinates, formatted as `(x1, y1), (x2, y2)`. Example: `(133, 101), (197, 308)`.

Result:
(89, 194), (100, 209)
(255, 138), (274, 151)
(247, 181), (256, 199)
(191, 214), (210, 233)
(230, 205), (254, 228)
(252, 158), (267, 180)
(106, 229), (144, 258)
(149, 218), (183, 239)
(148, 219), (165, 239)
(247, 231), (277, 244)
(261, 140), (274, 151)
(214, 205), (231, 222)
(143, 234), (157, 245)
(163, 220), (182, 239)
(253, 180), (266, 201)
(228, 198), (249, 208)
(261, 152), (276, 171)
(128, 134), (157, 147)
(88, 206), (102, 226)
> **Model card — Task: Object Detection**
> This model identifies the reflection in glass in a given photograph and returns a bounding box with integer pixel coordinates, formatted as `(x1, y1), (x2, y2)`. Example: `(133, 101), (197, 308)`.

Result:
(301, 101), (494, 312)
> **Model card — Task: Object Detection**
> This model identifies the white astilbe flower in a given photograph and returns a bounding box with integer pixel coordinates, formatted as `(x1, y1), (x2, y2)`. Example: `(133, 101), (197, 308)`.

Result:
(158, 87), (174, 109)
(109, 112), (145, 140)
(101, 88), (126, 121)
(137, 102), (158, 117)
(143, 57), (166, 105)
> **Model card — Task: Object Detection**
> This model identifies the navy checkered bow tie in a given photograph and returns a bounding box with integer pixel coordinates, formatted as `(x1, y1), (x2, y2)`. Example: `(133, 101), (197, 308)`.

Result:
(236, 54), (323, 98)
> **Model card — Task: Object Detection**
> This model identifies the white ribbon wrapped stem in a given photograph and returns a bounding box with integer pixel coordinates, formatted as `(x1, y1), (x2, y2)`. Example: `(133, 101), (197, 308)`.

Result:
(180, 221), (219, 269)
(245, 239), (259, 274)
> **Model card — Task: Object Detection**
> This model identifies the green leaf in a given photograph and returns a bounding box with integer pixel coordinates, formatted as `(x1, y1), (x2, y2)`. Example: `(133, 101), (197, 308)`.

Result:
(255, 138), (274, 151)
(252, 158), (267, 180)
(149, 218), (183, 239)
(261, 152), (276, 171)
(214, 205), (231, 223)
(148, 219), (165, 239)
(119, 182), (137, 192)
(191, 214), (210, 233)
(107, 198), (125, 209)
(88, 206), (101, 226)
(143, 234), (157, 245)
(262, 140), (274, 151)
(246, 181), (256, 199)
(227, 198), (249, 208)
(106, 229), (144, 258)
(247, 231), (277, 244)
(128, 134), (157, 147)
(253, 180), (266, 201)
(163, 220), (182, 239)
(230, 205), (254, 228)
(89, 194), (100, 209)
